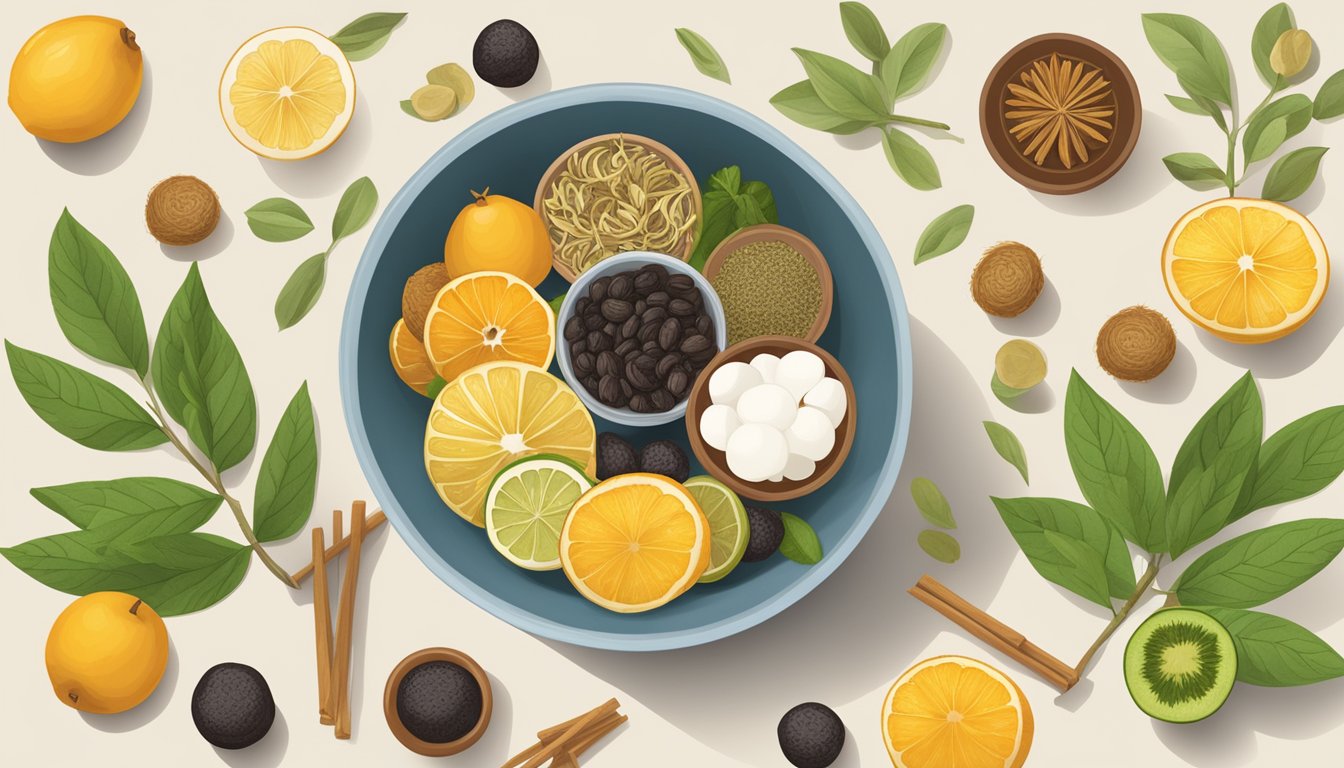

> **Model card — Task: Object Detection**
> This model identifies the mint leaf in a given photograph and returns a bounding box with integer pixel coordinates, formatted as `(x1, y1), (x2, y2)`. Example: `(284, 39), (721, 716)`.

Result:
(779, 511), (823, 564)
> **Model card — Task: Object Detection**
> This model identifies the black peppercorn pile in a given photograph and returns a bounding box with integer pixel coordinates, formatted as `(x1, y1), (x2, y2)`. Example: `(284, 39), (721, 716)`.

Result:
(564, 263), (718, 413)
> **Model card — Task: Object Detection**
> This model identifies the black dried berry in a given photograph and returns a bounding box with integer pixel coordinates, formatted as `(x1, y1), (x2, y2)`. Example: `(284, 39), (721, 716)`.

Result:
(597, 432), (640, 479)
(658, 318), (682, 350)
(587, 331), (613, 353)
(641, 340), (663, 357)
(472, 19), (540, 88)
(680, 335), (710, 355)
(634, 270), (660, 293)
(573, 351), (595, 377)
(191, 662), (275, 750)
(647, 291), (670, 308)
(696, 315), (712, 336)
(669, 298), (695, 317)
(596, 350), (621, 378)
(600, 299), (634, 323)
(564, 316), (583, 341)
(650, 388), (676, 412)
(620, 315), (639, 339)
(575, 296), (592, 315)
(666, 369), (689, 397)
(395, 661), (484, 745)
(639, 440), (690, 481)
(656, 353), (682, 379)
(590, 277), (610, 303)
(615, 339), (639, 358)
(777, 702), (845, 768)
(608, 274), (633, 299)
(629, 393), (652, 412)
(598, 375), (623, 406)
(583, 313), (604, 331)
(743, 507), (785, 562)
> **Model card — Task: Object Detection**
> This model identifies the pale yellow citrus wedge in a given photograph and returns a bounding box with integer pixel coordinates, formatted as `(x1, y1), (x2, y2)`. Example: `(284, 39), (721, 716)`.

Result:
(882, 655), (1034, 768)
(389, 319), (436, 395)
(1163, 198), (1328, 343)
(423, 271), (555, 384)
(424, 362), (595, 526)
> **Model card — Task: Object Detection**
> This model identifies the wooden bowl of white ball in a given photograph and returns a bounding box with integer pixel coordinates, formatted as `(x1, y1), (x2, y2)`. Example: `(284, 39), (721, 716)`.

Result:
(684, 336), (856, 502)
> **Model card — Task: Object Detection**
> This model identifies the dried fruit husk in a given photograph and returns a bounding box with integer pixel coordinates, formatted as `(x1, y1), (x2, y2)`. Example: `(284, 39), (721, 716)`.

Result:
(410, 84), (458, 121)
(402, 263), (450, 341)
(145, 176), (220, 246)
(971, 241), (1044, 317)
(993, 339), (1047, 400)
(1097, 306), (1176, 382)
(426, 63), (475, 110)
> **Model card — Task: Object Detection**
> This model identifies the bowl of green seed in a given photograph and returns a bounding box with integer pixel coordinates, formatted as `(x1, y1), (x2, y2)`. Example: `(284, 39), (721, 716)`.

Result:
(703, 223), (833, 345)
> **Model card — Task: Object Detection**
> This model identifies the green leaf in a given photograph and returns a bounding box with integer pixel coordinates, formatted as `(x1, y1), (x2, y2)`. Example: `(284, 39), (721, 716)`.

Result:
(984, 421), (1029, 484)
(1252, 4), (1295, 85)
(779, 511), (823, 564)
(1042, 530), (1114, 609)
(1242, 94), (1313, 165)
(1166, 373), (1262, 558)
(769, 80), (878, 135)
(1199, 607), (1344, 686)
(1174, 519), (1344, 608)
(1261, 146), (1328, 202)
(151, 264), (257, 472)
(1246, 117), (1289, 165)
(275, 253), (329, 330)
(547, 293), (566, 317)
(1313, 69), (1344, 120)
(253, 382), (318, 542)
(243, 198), (314, 242)
(1141, 13), (1233, 105)
(708, 166), (742, 194)
(839, 2), (889, 62)
(918, 529), (961, 564)
(1165, 94), (1205, 114)
(877, 22), (947, 106)
(687, 169), (778, 271)
(116, 533), (251, 616)
(882, 127), (941, 190)
(48, 209), (149, 377)
(6, 341), (165, 451)
(329, 12), (406, 61)
(911, 477), (955, 528)
(913, 204), (974, 265)
(1234, 406), (1344, 521)
(992, 497), (1135, 604)
(1162, 152), (1229, 190)
(331, 176), (378, 242)
(675, 27), (730, 83)
(791, 48), (888, 122)
(1064, 371), (1167, 553)
(740, 181), (778, 223)
(31, 477), (221, 546)
(1167, 91), (1228, 131)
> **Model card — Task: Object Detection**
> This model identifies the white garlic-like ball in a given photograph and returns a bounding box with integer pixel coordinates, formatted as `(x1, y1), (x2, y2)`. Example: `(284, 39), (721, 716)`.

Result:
(708, 361), (762, 408)
(775, 350), (826, 401)
(699, 404), (740, 452)
(726, 423), (789, 482)
(803, 377), (848, 428)
(783, 453), (817, 481)
(748, 353), (780, 385)
(786, 406), (836, 462)
(736, 383), (797, 431)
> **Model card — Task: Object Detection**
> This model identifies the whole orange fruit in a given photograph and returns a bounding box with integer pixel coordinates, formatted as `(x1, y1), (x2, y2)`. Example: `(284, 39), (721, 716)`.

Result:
(45, 592), (169, 714)
(444, 189), (552, 286)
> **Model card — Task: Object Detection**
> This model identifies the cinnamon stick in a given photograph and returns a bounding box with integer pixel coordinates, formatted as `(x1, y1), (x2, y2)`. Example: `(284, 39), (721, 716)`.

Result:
(332, 508), (343, 544)
(513, 699), (620, 768)
(910, 575), (1079, 692)
(563, 713), (627, 763)
(312, 528), (335, 725)
(292, 510), (386, 583)
(538, 709), (624, 743)
(332, 502), (367, 739)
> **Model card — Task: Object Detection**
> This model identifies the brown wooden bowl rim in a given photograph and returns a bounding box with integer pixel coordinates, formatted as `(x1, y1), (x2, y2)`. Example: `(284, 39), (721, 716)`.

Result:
(533, 132), (704, 282)
(979, 32), (1143, 195)
(382, 647), (493, 757)
(684, 336), (857, 502)
(701, 223), (834, 344)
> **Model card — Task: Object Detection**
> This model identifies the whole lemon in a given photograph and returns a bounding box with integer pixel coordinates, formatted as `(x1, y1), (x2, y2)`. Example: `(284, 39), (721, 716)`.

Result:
(444, 189), (552, 287)
(46, 592), (169, 714)
(9, 16), (144, 143)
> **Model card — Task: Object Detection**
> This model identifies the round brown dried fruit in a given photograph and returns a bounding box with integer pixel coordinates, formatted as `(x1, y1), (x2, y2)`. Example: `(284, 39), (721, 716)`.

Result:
(402, 263), (450, 341)
(1097, 306), (1176, 382)
(970, 241), (1045, 317)
(145, 176), (220, 246)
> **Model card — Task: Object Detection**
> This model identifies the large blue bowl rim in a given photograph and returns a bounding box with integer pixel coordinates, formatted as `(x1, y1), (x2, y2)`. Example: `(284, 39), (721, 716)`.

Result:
(339, 83), (914, 651)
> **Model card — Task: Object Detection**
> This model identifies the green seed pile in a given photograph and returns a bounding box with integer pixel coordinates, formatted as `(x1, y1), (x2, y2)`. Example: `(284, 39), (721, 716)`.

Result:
(711, 240), (822, 344)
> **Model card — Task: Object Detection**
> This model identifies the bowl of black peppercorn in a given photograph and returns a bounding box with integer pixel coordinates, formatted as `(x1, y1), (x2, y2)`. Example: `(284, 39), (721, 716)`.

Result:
(556, 251), (727, 427)
(383, 648), (493, 757)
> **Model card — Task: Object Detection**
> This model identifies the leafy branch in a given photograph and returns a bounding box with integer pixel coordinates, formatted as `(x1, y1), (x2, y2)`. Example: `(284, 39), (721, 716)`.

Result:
(2, 210), (319, 615)
(1144, 4), (1341, 201)
(770, 1), (954, 190)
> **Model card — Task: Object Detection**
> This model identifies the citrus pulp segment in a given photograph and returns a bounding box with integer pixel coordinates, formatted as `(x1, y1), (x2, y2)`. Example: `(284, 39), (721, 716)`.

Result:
(559, 473), (710, 613)
(485, 455), (594, 570)
(423, 271), (556, 384)
(424, 361), (596, 527)
(683, 475), (749, 583)
(388, 319), (436, 395)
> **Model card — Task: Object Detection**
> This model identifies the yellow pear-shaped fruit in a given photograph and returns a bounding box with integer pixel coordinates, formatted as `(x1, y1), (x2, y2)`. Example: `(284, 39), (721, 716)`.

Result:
(443, 190), (552, 287)
(45, 592), (169, 714)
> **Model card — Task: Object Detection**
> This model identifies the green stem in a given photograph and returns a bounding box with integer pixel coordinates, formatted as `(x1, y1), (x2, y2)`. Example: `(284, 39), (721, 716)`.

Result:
(889, 114), (952, 131)
(142, 381), (298, 589)
(1073, 556), (1163, 678)
(1226, 84), (1281, 196)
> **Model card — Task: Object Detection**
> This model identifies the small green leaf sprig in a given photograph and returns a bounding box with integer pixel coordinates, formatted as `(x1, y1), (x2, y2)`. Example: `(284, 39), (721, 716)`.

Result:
(770, 2), (954, 190)
(329, 12), (406, 61)
(1144, 4), (1342, 201)
(992, 371), (1344, 689)
(675, 28), (730, 84)
(2, 211), (320, 615)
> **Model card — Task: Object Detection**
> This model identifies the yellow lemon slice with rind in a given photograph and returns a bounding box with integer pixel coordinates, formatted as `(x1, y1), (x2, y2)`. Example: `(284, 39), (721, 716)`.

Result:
(219, 27), (354, 160)
(1163, 198), (1328, 343)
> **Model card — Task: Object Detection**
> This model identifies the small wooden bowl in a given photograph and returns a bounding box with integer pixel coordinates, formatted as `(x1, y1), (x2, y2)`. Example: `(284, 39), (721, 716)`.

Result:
(685, 336), (857, 502)
(534, 133), (703, 282)
(702, 223), (834, 344)
(383, 647), (493, 757)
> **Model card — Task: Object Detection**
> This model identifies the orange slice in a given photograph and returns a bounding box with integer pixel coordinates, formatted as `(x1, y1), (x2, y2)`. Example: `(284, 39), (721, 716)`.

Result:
(424, 361), (595, 526)
(1163, 198), (1328, 343)
(559, 473), (710, 613)
(388, 319), (436, 395)
(882, 655), (1034, 768)
(423, 271), (555, 384)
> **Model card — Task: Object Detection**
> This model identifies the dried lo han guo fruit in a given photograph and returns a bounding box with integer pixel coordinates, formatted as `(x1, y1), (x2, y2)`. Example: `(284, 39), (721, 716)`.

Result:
(971, 242), (1044, 317)
(1096, 306), (1176, 382)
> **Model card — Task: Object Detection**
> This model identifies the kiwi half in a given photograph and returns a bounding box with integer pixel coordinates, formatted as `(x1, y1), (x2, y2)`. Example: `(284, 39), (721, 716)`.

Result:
(1123, 608), (1237, 723)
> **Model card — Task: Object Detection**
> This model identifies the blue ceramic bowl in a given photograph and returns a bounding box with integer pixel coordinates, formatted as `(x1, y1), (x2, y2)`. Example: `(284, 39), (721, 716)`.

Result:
(555, 251), (728, 427)
(340, 84), (913, 651)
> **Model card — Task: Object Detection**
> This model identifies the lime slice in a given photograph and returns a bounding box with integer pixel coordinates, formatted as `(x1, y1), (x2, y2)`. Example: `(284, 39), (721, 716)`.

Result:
(684, 475), (749, 583)
(485, 455), (594, 570)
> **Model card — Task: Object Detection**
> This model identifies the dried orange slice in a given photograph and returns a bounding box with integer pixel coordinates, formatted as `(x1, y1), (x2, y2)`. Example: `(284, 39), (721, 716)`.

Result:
(423, 271), (555, 384)
(424, 362), (594, 526)
(882, 655), (1033, 768)
(1163, 198), (1328, 343)
(560, 473), (710, 613)
(388, 319), (436, 395)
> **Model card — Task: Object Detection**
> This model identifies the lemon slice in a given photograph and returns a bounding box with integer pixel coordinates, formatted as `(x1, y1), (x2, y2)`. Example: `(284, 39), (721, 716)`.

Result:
(219, 27), (355, 160)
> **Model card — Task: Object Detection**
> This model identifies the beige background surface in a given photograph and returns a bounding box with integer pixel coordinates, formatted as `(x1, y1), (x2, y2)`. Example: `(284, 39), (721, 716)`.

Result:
(3, 0), (1343, 765)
